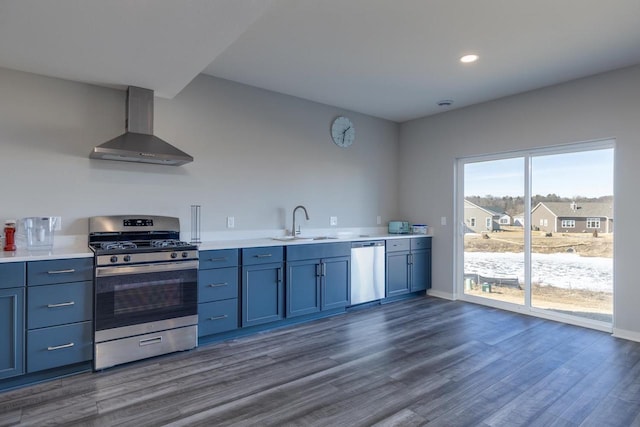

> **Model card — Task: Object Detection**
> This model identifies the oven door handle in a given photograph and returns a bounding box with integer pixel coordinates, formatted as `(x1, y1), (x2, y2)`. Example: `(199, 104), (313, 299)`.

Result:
(95, 260), (199, 277)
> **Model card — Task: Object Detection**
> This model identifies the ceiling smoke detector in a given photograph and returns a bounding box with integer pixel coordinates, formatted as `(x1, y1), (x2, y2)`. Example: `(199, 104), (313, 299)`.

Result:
(437, 100), (454, 107)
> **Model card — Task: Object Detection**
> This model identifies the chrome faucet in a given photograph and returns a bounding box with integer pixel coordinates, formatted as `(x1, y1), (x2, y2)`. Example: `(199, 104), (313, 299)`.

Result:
(292, 205), (310, 236)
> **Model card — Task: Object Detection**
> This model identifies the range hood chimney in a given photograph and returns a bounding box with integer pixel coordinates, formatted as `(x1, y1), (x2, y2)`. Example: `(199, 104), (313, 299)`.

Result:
(90, 86), (193, 166)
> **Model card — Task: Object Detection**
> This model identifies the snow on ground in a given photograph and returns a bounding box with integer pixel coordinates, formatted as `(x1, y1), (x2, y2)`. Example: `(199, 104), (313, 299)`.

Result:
(464, 251), (613, 292)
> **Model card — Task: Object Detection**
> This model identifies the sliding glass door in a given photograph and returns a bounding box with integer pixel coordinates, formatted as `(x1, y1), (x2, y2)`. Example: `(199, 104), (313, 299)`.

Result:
(462, 157), (525, 306)
(457, 141), (614, 328)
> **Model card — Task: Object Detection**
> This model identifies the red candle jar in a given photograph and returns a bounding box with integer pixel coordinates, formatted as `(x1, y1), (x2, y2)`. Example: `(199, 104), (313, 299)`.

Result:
(4, 220), (16, 251)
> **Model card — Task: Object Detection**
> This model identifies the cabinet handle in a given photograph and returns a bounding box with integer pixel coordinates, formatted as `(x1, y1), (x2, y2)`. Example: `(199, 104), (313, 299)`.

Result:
(47, 301), (75, 308)
(47, 269), (76, 275)
(277, 267), (282, 283)
(47, 342), (74, 351)
(255, 254), (273, 258)
(208, 282), (228, 288)
(321, 263), (327, 277)
(208, 257), (228, 262)
(139, 336), (163, 346)
(316, 264), (321, 277)
(208, 315), (228, 321)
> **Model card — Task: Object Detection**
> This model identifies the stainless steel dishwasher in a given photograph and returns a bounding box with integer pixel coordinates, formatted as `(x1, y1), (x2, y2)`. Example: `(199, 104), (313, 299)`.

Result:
(350, 241), (385, 305)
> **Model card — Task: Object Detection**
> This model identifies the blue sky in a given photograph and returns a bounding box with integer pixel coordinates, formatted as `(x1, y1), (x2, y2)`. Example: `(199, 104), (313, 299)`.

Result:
(464, 149), (614, 198)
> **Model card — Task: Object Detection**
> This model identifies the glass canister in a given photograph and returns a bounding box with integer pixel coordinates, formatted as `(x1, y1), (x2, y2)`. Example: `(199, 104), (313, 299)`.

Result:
(4, 220), (17, 251)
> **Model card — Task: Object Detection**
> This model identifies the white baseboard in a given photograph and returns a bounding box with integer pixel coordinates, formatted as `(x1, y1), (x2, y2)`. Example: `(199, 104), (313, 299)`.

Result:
(426, 289), (455, 300)
(613, 328), (640, 343)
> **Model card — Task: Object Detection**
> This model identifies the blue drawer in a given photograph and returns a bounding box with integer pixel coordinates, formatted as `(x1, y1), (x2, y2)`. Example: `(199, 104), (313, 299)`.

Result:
(286, 242), (351, 261)
(0, 262), (25, 289)
(198, 267), (238, 303)
(386, 239), (410, 252)
(27, 321), (93, 373)
(28, 281), (93, 329)
(198, 299), (238, 337)
(242, 246), (283, 265)
(411, 237), (432, 250)
(27, 258), (93, 286)
(199, 249), (239, 270)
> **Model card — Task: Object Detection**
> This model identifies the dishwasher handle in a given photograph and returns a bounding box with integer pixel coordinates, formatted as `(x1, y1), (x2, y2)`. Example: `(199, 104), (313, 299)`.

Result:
(351, 241), (385, 248)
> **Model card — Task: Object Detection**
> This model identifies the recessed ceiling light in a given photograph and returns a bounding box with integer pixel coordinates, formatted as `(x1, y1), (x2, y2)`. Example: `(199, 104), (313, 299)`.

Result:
(460, 54), (479, 63)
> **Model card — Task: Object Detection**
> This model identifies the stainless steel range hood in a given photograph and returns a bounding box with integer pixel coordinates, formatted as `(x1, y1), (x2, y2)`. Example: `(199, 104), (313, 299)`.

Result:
(90, 86), (193, 166)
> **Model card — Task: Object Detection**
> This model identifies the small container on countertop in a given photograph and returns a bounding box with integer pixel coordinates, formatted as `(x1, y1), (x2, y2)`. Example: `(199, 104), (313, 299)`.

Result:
(412, 224), (428, 234)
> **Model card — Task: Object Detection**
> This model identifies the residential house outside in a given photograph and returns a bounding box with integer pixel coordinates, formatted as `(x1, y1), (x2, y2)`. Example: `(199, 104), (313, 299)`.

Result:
(499, 213), (512, 226)
(531, 201), (613, 233)
(464, 199), (502, 233)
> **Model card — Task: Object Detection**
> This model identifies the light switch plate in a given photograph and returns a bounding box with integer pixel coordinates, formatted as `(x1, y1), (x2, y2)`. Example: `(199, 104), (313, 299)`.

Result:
(376, 215), (381, 225)
(227, 216), (235, 228)
(441, 216), (447, 226)
(330, 216), (338, 226)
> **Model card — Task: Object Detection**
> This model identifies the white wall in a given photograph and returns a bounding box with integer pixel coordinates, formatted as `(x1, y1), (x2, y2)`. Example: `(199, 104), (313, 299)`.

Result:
(398, 65), (640, 338)
(0, 68), (399, 238)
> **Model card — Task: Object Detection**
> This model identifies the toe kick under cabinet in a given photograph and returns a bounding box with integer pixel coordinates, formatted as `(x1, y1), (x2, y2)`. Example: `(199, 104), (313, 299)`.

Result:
(198, 249), (240, 337)
(26, 258), (94, 373)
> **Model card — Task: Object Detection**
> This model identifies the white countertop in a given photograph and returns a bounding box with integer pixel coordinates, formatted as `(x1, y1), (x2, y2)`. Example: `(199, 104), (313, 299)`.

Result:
(0, 232), (431, 263)
(197, 233), (431, 251)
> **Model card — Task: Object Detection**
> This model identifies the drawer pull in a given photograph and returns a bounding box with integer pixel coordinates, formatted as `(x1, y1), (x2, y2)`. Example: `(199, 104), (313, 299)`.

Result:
(255, 254), (273, 258)
(208, 282), (228, 288)
(47, 342), (74, 351)
(139, 336), (163, 346)
(47, 269), (76, 275)
(209, 257), (228, 262)
(208, 315), (228, 321)
(47, 301), (75, 308)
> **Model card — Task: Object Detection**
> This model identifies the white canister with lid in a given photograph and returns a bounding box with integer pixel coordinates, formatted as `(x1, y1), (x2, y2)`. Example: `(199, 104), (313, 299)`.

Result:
(412, 224), (428, 234)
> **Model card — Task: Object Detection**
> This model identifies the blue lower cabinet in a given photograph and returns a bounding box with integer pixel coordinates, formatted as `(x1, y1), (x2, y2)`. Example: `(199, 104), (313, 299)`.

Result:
(0, 287), (24, 380)
(198, 299), (238, 336)
(286, 260), (321, 318)
(410, 249), (431, 292)
(242, 262), (284, 327)
(27, 321), (93, 373)
(321, 256), (350, 310)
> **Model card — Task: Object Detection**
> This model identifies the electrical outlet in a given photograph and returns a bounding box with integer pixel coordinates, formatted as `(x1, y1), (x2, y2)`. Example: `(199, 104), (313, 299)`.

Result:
(376, 215), (381, 225)
(227, 216), (235, 228)
(54, 216), (62, 231)
(330, 216), (338, 226)
(441, 216), (447, 226)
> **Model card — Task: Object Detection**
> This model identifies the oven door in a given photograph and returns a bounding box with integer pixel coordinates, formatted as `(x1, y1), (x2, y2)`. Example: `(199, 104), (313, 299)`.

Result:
(95, 261), (198, 335)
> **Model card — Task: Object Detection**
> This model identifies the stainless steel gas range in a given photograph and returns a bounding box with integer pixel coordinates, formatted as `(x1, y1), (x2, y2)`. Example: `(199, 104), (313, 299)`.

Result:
(89, 215), (198, 370)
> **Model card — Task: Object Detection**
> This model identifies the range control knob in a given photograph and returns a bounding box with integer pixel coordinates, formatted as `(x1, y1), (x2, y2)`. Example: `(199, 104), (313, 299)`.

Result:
(110, 256), (118, 263)
(182, 251), (189, 258)
(171, 252), (178, 259)
(123, 255), (131, 262)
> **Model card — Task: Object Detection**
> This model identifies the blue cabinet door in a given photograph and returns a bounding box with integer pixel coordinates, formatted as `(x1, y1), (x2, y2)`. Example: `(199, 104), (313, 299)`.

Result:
(0, 287), (24, 380)
(410, 249), (431, 292)
(322, 256), (350, 310)
(286, 260), (321, 318)
(386, 251), (410, 297)
(242, 263), (283, 327)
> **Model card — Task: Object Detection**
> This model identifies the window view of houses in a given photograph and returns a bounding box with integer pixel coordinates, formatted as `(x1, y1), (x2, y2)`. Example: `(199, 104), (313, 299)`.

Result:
(462, 147), (613, 324)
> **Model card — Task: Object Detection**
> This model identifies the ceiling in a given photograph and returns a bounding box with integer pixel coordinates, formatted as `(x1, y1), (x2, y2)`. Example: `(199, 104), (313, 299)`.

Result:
(1, 0), (639, 123)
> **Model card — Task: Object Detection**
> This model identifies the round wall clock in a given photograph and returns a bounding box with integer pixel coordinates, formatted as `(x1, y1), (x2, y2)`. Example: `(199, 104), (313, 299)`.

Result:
(331, 116), (355, 148)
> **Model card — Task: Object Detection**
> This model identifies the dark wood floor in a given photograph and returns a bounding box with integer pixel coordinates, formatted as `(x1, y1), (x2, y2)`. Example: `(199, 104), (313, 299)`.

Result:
(2, 297), (640, 426)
